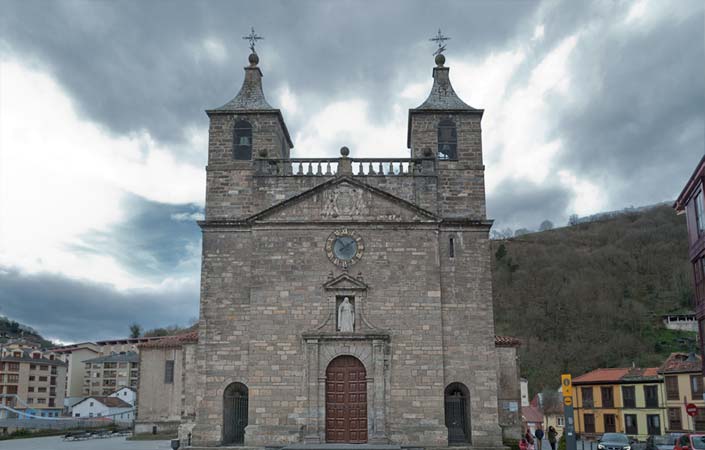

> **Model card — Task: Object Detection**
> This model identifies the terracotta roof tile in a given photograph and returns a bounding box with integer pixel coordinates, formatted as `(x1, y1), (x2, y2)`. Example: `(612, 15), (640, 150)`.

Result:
(495, 335), (521, 347)
(660, 352), (702, 374)
(573, 368), (631, 384)
(138, 331), (198, 349)
(522, 405), (544, 423)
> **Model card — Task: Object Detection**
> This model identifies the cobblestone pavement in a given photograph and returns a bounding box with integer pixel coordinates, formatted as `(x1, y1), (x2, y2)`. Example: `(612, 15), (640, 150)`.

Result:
(0, 436), (172, 450)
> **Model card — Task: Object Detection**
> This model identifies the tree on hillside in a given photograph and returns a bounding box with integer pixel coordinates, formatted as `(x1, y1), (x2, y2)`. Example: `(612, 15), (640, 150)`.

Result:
(539, 220), (554, 231)
(568, 214), (580, 226)
(129, 323), (142, 338)
(492, 205), (693, 395)
(515, 228), (532, 237)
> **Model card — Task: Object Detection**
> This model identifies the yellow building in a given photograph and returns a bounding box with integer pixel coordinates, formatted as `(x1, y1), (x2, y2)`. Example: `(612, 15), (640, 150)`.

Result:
(572, 367), (665, 440)
(659, 353), (705, 432)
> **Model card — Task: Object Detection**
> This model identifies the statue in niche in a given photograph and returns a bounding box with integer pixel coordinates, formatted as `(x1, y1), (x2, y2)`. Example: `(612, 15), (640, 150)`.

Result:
(338, 297), (355, 332)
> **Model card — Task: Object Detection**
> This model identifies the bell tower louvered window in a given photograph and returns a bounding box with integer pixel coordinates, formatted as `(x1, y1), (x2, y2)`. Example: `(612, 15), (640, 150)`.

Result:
(437, 119), (457, 160)
(233, 120), (252, 160)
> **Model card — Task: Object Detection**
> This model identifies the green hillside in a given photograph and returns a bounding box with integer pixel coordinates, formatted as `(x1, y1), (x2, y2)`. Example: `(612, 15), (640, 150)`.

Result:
(0, 316), (54, 348)
(491, 204), (694, 395)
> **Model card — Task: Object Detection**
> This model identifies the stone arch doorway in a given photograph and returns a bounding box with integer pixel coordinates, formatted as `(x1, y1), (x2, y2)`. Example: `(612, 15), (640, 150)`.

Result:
(445, 382), (471, 445)
(223, 382), (248, 445)
(325, 355), (368, 443)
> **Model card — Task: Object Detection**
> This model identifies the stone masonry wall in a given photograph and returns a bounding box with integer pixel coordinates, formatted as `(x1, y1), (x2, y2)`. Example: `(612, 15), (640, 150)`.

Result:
(439, 227), (502, 447)
(497, 346), (522, 441)
(409, 114), (486, 219)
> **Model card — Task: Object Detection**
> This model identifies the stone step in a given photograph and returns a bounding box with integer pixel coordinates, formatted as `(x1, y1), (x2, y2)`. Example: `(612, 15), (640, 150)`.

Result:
(283, 445), (402, 450)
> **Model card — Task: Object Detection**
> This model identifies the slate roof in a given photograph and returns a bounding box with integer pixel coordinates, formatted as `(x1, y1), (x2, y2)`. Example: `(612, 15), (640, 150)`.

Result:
(411, 66), (479, 112)
(0, 348), (66, 366)
(82, 351), (139, 364)
(213, 66), (274, 111)
(74, 396), (132, 409)
(138, 331), (198, 349)
(206, 55), (293, 148)
(659, 352), (702, 374)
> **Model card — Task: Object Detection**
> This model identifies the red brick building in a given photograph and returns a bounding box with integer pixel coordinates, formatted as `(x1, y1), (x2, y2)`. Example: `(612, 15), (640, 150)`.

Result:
(674, 154), (705, 373)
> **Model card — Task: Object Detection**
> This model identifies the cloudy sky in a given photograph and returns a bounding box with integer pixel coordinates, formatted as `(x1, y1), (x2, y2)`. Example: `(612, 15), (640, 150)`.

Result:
(0, 0), (702, 343)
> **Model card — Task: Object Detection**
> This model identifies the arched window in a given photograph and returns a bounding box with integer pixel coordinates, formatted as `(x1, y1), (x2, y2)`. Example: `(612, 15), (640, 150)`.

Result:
(233, 120), (252, 160)
(437, 119), (457, 160)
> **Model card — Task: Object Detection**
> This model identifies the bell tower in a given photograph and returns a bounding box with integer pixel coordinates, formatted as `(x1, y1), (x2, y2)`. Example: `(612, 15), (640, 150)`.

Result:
(204, 49), (293, 220)
(407, 51), (486, 219)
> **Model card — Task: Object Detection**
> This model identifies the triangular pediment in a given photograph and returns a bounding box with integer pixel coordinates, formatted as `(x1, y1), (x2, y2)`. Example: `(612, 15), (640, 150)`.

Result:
(248, 176), (438, 223)
(323, 273), (369, 291)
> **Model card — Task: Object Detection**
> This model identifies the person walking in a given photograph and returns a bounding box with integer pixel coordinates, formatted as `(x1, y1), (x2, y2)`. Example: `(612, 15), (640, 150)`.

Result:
(525, 428), (535, 450)
(547, 426), (558, 450)
(535, 425), (545, 450)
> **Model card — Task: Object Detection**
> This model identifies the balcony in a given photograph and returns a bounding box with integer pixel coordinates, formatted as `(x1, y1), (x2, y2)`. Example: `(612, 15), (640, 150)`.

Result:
(255, 157), (436, 177)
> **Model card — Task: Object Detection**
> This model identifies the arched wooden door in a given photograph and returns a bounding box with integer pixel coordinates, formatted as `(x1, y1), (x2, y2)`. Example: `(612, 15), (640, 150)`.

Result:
(325, 355), (368, 443)
(445, 382), (470, 445)
(223, 382), (248, 445)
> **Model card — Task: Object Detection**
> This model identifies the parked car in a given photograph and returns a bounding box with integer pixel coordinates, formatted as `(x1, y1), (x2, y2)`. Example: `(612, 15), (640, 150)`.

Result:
(598, 433), (633, 450)
(674, 434), (705, 450)
(648, 434), (685, 450)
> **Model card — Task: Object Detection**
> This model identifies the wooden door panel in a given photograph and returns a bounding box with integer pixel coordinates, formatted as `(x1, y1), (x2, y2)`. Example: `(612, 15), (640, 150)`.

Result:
(325, 356), (368, 443)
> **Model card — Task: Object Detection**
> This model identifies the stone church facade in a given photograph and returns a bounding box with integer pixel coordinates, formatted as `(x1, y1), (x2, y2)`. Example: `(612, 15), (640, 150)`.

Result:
(189, 49), (516, 448)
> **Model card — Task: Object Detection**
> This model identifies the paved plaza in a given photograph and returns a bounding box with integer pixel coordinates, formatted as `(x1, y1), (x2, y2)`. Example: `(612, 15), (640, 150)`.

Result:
(0, 436), (172, 450)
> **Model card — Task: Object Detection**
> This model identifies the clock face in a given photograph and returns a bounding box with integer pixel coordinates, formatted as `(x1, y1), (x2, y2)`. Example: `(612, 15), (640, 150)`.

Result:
(333, 236), (357, 260)
(325, 229), (364, 269)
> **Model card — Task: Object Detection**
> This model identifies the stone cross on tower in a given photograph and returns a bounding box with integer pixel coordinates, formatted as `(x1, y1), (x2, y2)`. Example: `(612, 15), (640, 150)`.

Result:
(243, 27), (264, 53)
(429, 28), (450, 56)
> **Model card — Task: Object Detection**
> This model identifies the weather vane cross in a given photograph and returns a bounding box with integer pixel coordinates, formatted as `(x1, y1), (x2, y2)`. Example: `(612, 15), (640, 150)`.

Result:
(243, 27), (264, 53)
(429, 28), (450, 56)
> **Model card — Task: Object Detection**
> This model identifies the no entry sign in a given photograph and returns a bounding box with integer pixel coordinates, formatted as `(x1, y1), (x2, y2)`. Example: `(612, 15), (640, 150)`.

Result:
(687, 403), (698, 417)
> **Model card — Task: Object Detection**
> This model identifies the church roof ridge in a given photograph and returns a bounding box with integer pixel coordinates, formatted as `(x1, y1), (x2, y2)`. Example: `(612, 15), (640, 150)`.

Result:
(410, 62), (480, 113)
(211, 53), (275, 112)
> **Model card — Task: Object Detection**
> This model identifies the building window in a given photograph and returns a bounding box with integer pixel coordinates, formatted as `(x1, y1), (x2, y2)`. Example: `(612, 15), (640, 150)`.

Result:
(666, 376), (680, 400)
(601, 386), (614, 408)
(644, 385), (659, 408)
(164, 360), (175, 384)
(449, 238), (455, 258)
(604, 414), (616, 433)
(695, 190), (705, 236)
(696, 408), (705, 432)
(622, 386), (636, 408)
(233, 120), (252, 160)
(584, 413), (595, 433)
(694, 259), (705, 306)
(691, 375), (704, 398)
(647, 414), (661, 435)
(557, 416), (565, 427)
(582, 387), (594, 408)
(437, 119), (457, 160)
(625, 414), (638, 435)
(668, 408), (683, 432)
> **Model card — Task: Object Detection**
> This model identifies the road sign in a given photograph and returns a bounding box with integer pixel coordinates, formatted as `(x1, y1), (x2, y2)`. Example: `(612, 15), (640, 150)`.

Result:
(562, 374), (576, 450)
(561, 374), (573, 397)
(687, 403), (698, 417)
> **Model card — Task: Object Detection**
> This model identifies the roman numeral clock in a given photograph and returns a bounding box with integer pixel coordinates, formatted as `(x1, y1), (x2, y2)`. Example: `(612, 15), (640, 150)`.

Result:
(325, 229), (364, 269)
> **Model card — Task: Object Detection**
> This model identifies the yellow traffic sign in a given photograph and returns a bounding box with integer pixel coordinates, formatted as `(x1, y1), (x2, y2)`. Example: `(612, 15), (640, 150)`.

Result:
(561, 374), (573, 398)
(564, 395), (573, 406)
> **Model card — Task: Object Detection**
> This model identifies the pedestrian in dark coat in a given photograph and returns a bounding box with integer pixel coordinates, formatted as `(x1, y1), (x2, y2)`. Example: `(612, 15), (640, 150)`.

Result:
(535, 425), (545, 450)
(548, 426), (558, 450)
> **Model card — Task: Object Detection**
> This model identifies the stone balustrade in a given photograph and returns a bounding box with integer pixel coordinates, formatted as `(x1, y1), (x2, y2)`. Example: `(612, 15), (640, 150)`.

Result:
(255, 157), (436, 177)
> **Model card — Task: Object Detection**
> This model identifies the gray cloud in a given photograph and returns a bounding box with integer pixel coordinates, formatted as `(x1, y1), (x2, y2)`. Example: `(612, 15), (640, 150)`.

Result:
(487, 180), (573, 232)
(68, 194), (202, 281)
(0, 266), (198, 343)
(551, 7), (705, 210)
(0, 0), (537, 159)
